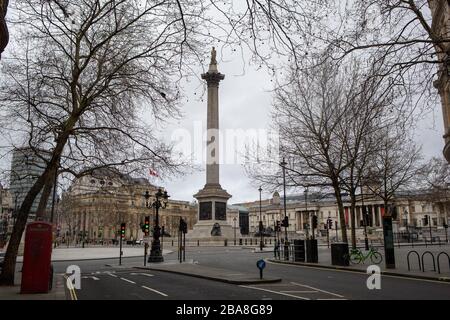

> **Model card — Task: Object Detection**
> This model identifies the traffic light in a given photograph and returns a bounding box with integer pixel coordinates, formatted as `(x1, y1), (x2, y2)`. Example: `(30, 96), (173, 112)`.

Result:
(120, 223), (126, 239)
(423, 215), (429, 226)
(281, 216), (289, 228)
(312, 215), (318, 229)
(327, 218), (333, 229)
(258, 221), (263, 232)
(179, 218), (188, 234)
(144, 216), (150, 236)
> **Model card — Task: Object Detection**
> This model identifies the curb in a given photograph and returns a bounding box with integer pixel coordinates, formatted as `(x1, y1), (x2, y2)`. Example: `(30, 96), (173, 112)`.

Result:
(267, 259), (450, 283)
(133, 266), (282, 285)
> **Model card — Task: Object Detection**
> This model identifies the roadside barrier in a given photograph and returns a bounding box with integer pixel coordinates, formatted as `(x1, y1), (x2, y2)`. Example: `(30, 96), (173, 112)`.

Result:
(407, 250), (421, 271)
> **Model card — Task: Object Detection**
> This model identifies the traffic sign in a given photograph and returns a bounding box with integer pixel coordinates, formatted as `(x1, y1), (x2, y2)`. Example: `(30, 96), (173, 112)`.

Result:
(143, 236), (150, 244)
(256, 259), (266, 279)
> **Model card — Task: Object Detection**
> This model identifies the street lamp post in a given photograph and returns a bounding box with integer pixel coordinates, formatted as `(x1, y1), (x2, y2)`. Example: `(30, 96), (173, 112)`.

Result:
(360, 185), (369, 251)
(259, 186), (264, 251)
(403, 209), (410, 242)
(304, 188), (309, 239)
(233, 217), (237, 246)
(280, 158), (289, 260)
(144, 188), (169, 263)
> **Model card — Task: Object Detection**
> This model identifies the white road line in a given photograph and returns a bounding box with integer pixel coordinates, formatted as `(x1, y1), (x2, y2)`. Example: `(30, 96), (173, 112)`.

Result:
(265, 260), (450, 285)
(317, 298), (348, 300)
(280, 290), (317, 293)
(120, 277), (136, 284)
(106, 273), (118, 278)
(290, 282), (345, 298)
(136, 273), (154, 277)
(141, 286), (168, 297)
(239, 285), (310, 300)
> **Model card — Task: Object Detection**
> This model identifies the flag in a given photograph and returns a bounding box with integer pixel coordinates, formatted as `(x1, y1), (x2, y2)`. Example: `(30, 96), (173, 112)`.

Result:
(148, 168), (159, 177)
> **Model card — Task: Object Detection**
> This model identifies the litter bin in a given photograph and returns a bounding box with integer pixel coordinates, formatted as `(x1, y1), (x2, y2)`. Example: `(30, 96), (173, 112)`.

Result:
(293, 239), (305, 262)
(331, 242), (349, 266)
(306, 239), (318, 263)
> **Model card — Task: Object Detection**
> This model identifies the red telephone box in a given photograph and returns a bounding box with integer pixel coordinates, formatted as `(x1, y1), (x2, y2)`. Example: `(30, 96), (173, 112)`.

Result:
(21, 221), (53, 294)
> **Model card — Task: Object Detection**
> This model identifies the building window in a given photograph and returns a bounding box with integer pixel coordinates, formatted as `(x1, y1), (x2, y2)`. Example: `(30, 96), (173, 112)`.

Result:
(90, 179), (96, 184)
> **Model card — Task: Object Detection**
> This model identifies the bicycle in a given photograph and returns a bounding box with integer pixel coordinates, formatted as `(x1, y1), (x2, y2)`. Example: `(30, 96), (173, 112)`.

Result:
(349, 246), (383, 264)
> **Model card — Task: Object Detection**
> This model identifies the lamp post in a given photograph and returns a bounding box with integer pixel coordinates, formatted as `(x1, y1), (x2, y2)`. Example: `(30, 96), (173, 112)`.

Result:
(258, 186), (264, 251)
(144, 188), (169, 263)
(233, 217), (237, 246)
(360, 185), (369, 251)
(304, 188), (309, 239)
(280, 158), (289, 260)
(403, 209), (410, 242)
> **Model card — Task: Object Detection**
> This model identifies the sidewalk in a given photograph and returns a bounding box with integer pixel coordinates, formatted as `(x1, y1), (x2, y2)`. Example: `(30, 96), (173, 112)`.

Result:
(0, 271), (66, 300)
(134, 261), (281, 285)
(268, 245), (450, 282)
(13, 247), (174, 262)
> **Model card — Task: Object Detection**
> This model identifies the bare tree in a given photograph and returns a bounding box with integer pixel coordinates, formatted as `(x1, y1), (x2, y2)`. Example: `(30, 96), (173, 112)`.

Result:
(364, 127), (423, 214)
(0, 0), (205, 285)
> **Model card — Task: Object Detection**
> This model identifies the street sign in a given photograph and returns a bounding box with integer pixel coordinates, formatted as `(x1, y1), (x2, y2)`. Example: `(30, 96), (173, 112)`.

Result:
(256, 259), (266, 270)
(256, 259), (266, 279)
(143, 236), (150, 244)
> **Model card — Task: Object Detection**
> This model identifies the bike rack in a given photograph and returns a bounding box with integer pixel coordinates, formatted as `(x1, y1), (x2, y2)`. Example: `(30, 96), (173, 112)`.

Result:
(407, 250), (421, 271)
(437, 252), (450, 274)
(421, 251), (436, 272)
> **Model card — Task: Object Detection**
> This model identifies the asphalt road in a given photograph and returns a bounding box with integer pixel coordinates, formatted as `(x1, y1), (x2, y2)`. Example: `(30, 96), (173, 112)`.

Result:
(51, 247), (450, 300)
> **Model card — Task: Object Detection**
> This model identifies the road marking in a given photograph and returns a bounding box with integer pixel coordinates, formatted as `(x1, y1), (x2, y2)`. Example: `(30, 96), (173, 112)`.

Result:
(280, 290), (317, 293)
(141, 286), (168, 297)
(239, 285), (310, 300)
(65, 276), (78, 300)
(290, 282), (345, 298)
(130, 273), (154, 277)
(120, 277), (136, 284)
(317, 298), (347, 300)
(82, 276), (100, 280)
(106, 273), (118, 278)
(266, 260), (450, 285)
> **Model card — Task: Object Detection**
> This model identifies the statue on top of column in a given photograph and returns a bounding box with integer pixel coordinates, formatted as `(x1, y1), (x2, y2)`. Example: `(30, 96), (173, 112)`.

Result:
(210, 47), (217, 65)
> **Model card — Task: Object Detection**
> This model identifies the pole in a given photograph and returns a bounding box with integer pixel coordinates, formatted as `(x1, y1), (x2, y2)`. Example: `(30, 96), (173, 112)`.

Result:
(429, 224), (433, 243)
(327, 223), (330, 248)
(119, 233), (123, 266)
(259, 186), (263, 251)
(335, 220), (338, 242)
(360, 185), (369, 251)
(144, 243), (147, 266)
(234, 218), (237, 245)
(281, 158), (289, 260)
(82, 211), (86, 248)
(183, 231), (186, 262)
(161, 226), (164, 253)
(305, 189), (309, 239)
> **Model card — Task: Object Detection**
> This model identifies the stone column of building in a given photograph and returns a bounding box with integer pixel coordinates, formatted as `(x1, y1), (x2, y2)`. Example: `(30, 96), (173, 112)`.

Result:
(428, 1), (450, 162)
(189, 47), (238, 241)
(378, 206), (383, 227)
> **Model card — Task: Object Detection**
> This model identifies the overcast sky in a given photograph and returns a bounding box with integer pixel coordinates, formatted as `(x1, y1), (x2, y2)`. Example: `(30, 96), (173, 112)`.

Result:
(156, 49), (445, 205)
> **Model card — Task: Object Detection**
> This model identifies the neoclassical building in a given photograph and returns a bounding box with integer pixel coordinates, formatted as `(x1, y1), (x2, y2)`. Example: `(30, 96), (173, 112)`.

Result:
(58, 169), (197, 244)
(235, 188), (450, 240)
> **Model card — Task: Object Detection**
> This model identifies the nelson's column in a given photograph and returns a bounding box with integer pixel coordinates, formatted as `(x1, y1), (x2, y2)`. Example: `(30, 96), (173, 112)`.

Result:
(189, 47), (236, 241)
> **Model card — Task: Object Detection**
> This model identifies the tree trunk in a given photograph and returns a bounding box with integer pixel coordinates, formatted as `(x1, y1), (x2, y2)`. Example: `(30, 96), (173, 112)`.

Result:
(333, 182), (348, 243)
(0, 116), (75, 285)
(350, 196), (357, 249)
(35, 168), (56, 221)
(0, 167), (52, 285)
